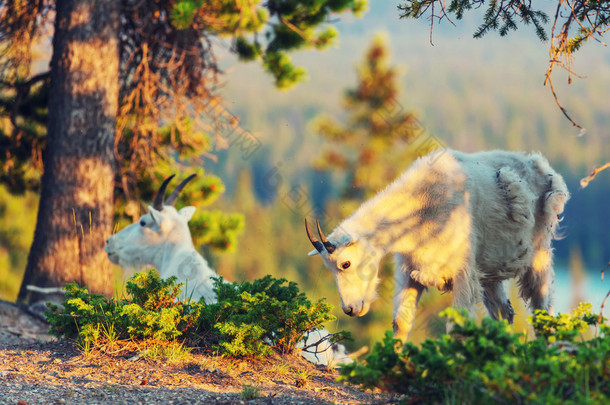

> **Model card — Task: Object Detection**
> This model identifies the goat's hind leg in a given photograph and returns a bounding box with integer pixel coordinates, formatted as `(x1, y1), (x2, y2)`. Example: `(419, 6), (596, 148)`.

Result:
(518, 251), (554, 314)
(482, 281), (515, 323)
(519, 156), (568, 314)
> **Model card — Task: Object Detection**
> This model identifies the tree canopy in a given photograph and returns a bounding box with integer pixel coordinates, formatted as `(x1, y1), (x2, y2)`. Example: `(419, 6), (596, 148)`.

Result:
(398, 0), (610, 129)
(0, 0), (366, 192)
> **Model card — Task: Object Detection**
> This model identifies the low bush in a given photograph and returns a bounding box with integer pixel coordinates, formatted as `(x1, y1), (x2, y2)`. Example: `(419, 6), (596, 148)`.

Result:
(45, 270), (350, 358)
(46, 271), (201, 351)
(339, 304), (610, 404)
(198, 275), (346, 357)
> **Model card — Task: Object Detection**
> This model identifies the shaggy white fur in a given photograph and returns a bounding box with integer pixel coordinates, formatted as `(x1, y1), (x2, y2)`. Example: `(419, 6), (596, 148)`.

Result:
(307, 149), (570, 342)
(106, 204), (218, 304)
(106, 183), (351, 366)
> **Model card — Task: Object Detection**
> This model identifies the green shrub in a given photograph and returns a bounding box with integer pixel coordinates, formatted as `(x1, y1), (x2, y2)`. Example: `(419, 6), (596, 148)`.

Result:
(46, 270), (349, 359)
(240, 384), (262, 400)
(141, 341), (191, 363)
(46, 271), (201, 348)
(45, 282), (122, 349)
(199, 275), (349, 357)
(340, 304), (610, 404)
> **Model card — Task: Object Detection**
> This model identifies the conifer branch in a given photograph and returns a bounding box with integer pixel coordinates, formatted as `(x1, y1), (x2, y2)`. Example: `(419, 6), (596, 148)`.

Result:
(543, 70), (584, 132)
(399, 0), (610, 131)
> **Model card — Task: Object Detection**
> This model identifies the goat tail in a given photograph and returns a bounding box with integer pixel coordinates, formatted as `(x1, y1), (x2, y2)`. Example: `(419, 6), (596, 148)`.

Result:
(544, 187), (570, 240)
(534, 155), (570, 241)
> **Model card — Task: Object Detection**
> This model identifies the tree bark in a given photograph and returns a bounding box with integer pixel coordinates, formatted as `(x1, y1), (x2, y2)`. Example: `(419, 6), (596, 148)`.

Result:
(18, 0), (119, 304)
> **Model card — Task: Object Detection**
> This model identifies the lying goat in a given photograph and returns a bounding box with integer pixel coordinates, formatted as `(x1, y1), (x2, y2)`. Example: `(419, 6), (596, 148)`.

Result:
(106, 175), (351, 366)
(105, 175), (217, 303)
(306, 149), (569, 342)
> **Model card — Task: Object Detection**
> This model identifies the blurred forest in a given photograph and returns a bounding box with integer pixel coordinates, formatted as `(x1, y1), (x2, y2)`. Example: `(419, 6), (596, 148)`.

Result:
(0, 2), (608, 351)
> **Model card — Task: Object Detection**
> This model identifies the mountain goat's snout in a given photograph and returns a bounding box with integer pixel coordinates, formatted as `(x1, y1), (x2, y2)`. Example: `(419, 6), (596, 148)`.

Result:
(341, 300), (367, 317)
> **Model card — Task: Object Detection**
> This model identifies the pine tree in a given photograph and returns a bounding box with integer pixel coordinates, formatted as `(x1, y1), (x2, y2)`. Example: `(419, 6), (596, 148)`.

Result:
(312, 35), (426, 213)
(0, 0), (366, 304)
(16, 0), (120, 303)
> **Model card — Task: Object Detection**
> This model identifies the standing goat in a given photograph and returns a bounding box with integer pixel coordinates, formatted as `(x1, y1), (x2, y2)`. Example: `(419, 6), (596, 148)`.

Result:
(106, 175), (351, 366)
(306, 149), (569, 342)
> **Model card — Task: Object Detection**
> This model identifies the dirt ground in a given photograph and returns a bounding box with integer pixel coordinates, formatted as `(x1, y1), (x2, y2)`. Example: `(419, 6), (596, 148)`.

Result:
(0, 300), (394, 405)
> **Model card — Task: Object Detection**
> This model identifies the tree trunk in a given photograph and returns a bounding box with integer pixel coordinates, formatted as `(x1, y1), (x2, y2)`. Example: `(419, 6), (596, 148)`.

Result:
(18, 0), (119, 304)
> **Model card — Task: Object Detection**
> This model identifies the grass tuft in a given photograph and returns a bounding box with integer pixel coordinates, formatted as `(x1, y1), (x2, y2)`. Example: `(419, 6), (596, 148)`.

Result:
(240, 384), (262, 400)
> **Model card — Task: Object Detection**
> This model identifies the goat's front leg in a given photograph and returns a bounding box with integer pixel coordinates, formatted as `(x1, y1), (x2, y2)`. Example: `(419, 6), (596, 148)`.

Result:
(393, 254), (425, 342)
(482, 281), (515, 323)
(450, 264), (480, 328)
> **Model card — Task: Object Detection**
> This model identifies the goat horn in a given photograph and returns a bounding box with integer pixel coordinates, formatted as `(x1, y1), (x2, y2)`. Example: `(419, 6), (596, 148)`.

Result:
(316, 220), (336, 254)
(165, 174), (197, 206)
(153, 175), (175, 210)
(305, 219), (325, 253)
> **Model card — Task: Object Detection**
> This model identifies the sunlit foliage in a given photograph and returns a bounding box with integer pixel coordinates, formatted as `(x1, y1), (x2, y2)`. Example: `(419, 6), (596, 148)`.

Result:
(0, 0), (367, 191)
(45, 270), (350, 358)
(341, 304), (610, 403)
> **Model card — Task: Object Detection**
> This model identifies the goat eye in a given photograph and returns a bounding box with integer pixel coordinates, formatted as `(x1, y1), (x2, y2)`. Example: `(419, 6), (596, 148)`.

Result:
(341, 261), (351, 270)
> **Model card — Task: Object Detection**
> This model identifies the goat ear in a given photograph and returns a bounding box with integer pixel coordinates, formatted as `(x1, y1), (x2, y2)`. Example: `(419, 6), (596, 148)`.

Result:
(148, 205), (164, 225)
(307, 249), (320, 256)
(178, 206), (196, 221)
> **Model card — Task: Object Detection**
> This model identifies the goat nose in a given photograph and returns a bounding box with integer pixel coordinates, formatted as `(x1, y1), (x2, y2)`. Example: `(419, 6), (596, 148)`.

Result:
(343, 306), (354, 316)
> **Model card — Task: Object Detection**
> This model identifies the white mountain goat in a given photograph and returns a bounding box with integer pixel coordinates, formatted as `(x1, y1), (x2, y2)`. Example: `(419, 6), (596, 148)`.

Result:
(105, 175), (351, 366)
(105, 174), (218, 304)
(306, 149), (569, 342)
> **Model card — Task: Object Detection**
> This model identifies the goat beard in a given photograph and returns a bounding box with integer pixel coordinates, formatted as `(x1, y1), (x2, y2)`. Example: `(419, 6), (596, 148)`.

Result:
(359, 301), (372, 316)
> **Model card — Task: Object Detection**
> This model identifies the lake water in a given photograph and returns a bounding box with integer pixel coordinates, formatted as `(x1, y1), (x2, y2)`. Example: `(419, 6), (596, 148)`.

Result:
(554, 266), (610, 314)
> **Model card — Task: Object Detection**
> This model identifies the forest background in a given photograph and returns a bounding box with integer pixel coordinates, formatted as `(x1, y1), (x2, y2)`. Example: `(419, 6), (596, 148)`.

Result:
(0, 2), (608, 351)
